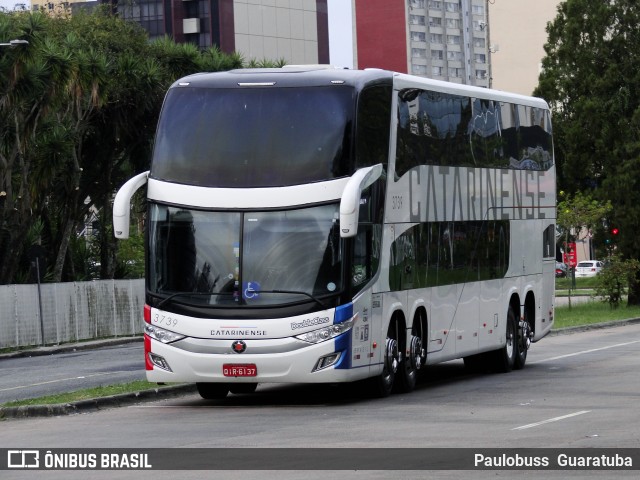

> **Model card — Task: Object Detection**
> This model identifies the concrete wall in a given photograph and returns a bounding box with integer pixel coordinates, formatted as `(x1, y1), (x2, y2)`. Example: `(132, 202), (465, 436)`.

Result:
(0, 279), (145, 349)
(234, 0), (324, 64)
(489, 0), (562, 96)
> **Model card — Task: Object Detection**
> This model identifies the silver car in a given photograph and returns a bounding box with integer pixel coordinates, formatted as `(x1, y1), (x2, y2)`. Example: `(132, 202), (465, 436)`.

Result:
(575, 260), (604, 278)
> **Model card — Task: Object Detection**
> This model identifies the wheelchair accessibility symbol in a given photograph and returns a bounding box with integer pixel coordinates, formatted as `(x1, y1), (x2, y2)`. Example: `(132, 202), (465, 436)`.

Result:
(243, 281), (261, 300)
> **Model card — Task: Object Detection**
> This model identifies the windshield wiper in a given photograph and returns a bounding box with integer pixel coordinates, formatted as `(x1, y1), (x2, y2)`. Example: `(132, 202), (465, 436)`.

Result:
(252, 290), (327, 309)
(156, 291), (233, 310)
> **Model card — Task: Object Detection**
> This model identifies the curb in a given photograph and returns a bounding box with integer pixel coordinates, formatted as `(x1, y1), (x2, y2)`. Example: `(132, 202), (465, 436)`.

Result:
(0, 384), (197, 420)
(0, 336), (143, 360)
(548, 316), (640, 336)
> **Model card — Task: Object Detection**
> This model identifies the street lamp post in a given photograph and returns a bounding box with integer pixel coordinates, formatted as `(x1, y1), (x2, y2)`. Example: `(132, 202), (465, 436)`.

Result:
(0, 39), (29, 47)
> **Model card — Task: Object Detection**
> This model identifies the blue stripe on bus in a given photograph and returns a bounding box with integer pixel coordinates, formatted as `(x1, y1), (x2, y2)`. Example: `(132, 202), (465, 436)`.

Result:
(333, 329), (352, 370)
(333, 303), (353, 369)
(334, 303), (353, 324)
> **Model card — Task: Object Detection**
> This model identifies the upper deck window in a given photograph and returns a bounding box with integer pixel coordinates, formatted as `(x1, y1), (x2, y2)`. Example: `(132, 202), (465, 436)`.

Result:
(151, 86), (356, 188)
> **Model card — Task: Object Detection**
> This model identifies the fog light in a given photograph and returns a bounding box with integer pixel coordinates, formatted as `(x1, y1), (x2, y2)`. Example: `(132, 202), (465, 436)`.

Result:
(312, 352), (341, 372)
(148, 352), (172, 371)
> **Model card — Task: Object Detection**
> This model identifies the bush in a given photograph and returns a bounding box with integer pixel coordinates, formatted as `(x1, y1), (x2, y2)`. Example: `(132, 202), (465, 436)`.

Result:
(593, 255), (640, 308)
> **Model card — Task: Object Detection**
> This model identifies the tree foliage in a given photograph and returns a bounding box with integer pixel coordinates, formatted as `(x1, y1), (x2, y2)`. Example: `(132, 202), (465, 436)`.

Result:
(535, 0), (640, 304)
(0, 9), (250, 285)
(594, 254), (640, 309)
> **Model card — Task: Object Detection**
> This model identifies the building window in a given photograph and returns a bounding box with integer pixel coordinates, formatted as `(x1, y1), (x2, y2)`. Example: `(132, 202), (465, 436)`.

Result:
(432, 66), (443, 76)
(411, 31), (426, 42)
(447, 35), (461, 45)
(475, 70), (487, 79)
(474, 53), (486, 64)
(431, 49), (444, 60)
(472, 4), (485, 15)
(429, 17), (442, 27)
(445, 1), (460, 13)
(430, 33), (443, 44)
(446, 18), (460, 29)
(413, 65), (428, 75)
(410, 0), (425, 8)
(412, 48), (427, 58)
(429, 1), (442, 9)
(410, 15), (426, 26)
(447, 50), (462, 61)
(473, 21), (486, 31)
(473, 37), (486, 48)
(448, 67), (463, 78)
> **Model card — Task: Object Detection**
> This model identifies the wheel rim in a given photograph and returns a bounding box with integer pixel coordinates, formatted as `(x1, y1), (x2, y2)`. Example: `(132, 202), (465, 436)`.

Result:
(409, 335), (423, 370)
(506, 320), (515, 359)
(383, 337), (399, 387)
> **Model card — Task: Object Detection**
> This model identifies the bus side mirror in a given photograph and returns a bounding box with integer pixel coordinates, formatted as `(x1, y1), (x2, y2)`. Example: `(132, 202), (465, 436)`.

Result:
(340, 164), (383, 238)
(113, 171), (149, 239)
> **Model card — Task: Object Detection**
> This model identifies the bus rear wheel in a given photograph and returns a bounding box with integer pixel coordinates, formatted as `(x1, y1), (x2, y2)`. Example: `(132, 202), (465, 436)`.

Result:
(196, 382), (229, 400)
(515, 311), (530, 370)
(397, 334), (423, 393)
(492, 305), (517, 373)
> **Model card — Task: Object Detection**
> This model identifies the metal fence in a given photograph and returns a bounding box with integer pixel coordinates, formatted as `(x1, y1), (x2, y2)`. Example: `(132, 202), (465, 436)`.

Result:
(0, 279), (145, 349)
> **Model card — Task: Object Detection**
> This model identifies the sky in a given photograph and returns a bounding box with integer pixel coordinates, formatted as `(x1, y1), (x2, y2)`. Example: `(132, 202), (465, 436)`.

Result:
(0, 0), (27, 12)
(2, 0), (355, 68)
(327, 0), (354, 69)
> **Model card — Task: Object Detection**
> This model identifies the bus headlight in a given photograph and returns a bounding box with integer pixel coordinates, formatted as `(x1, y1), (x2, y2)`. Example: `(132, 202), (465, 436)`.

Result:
(145, 323), (185, 344)
(295, 319), (354, 344)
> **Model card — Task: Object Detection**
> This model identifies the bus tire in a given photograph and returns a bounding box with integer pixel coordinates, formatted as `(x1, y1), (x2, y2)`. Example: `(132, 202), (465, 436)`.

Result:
(397, 334), (423, 393)
(368, 336), (398, 397)
(514, 311), (530, 370)
(229, 383), (258, 394)
(196, 382), (229, 400)
(492, 305), (517, 373)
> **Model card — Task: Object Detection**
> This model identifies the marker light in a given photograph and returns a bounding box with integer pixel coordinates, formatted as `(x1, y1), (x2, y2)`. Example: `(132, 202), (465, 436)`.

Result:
(144, 323), (185, 344)
(312, 352), (342, 372)
(295, 319), (354, 344)
(148, 352), (172, 371)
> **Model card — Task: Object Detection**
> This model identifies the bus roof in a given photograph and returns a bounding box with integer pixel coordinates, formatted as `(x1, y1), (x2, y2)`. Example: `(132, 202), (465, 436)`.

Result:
(171, 66), (549, 110)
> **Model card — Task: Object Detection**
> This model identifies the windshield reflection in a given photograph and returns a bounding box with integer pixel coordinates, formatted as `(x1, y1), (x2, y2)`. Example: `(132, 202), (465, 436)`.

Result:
(148, 203), (343, 307)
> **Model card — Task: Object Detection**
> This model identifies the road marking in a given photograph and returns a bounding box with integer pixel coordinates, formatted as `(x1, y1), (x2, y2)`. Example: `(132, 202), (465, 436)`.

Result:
(512, 410), (591, 431)
(0, 372), (124, 392)
(529, 340), (640, 364)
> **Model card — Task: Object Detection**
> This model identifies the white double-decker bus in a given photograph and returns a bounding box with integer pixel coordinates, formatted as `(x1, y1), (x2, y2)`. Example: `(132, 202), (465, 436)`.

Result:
(114, 67), (556, 399)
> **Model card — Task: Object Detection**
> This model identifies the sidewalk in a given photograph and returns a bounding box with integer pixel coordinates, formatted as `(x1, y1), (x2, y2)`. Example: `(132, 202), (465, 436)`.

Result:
(0, 335), (143, 360)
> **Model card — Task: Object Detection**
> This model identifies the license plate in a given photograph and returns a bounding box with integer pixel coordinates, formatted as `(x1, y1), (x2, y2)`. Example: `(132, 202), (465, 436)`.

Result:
(223, 364), (257, 377)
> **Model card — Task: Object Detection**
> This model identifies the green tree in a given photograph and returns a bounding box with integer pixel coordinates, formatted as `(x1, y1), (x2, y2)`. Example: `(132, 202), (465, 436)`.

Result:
(535, 0), (640, 304)
(1, 9), (251, 285)
(594, 254), (640, 309)
(556, 191), (611, 306)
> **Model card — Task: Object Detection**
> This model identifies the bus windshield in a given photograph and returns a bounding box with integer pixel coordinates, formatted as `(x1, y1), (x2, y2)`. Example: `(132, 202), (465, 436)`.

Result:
(148, 203), (343, 307)
(151, 86), (356, 187)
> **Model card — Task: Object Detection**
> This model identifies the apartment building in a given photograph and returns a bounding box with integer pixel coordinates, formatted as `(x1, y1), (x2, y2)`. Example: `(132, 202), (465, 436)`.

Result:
(354, 0), (490, 87)
(118, 0), (329, 65)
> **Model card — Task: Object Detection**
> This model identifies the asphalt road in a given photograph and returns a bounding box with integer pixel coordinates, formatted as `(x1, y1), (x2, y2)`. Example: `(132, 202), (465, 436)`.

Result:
(1, 323), (640, 479)
(0, 341), (144, 404)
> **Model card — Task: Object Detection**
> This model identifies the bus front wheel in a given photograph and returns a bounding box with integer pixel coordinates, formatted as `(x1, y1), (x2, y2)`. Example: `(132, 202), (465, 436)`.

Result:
(196, 382), (229, 400)
(368, 336), (399, 397)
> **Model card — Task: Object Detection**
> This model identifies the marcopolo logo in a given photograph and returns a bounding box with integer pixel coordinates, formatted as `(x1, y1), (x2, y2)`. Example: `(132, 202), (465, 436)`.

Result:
(290, 316), (330, 330)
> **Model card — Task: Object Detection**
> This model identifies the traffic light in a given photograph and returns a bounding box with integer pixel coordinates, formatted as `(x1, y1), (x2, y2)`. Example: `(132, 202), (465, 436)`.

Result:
(611, 227), (619, 236)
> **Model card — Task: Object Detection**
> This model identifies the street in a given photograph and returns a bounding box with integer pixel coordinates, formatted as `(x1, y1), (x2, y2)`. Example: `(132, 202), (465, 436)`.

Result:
(1, 323), (640, 479)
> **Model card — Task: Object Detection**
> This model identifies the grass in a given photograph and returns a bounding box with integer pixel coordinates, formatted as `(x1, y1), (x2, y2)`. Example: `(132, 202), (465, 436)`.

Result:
(1, 380), (163, 408)
(554, 301), (640, 328)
